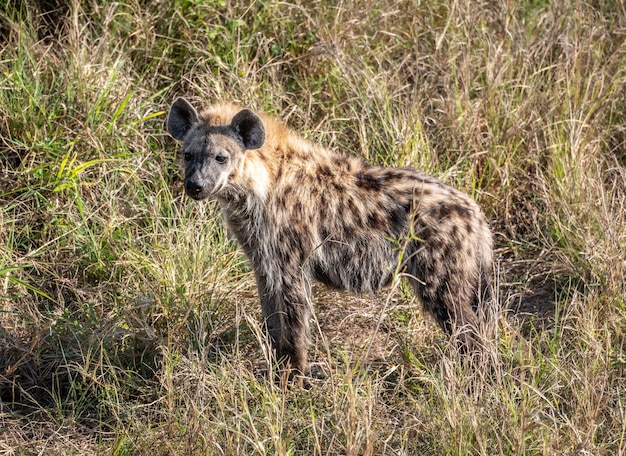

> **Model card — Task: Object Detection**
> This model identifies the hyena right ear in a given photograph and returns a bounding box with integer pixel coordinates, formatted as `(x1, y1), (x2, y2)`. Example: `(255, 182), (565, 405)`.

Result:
(166, 97), (199, 141)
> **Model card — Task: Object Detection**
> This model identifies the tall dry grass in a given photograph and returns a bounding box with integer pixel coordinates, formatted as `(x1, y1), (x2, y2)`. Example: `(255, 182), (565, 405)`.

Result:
(1, 0), (625, 454)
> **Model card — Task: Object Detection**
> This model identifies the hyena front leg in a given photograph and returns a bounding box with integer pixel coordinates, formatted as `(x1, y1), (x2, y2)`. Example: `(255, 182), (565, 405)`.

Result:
(256, 272), (311, 377)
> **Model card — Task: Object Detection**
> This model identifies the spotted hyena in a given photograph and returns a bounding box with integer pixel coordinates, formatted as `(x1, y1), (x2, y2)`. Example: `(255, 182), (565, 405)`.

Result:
(166, 97), (494, 377)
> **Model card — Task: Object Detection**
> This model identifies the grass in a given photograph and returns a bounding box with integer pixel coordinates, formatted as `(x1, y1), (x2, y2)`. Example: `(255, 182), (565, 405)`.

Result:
(1, 0), (626, 454)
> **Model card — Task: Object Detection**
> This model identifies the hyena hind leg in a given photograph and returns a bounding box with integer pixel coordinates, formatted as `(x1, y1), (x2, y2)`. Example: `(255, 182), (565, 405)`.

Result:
(407, 275), (487, 353)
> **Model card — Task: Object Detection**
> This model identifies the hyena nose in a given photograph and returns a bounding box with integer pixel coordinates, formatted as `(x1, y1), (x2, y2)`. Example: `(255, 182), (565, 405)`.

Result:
(185, 180), (204, 196)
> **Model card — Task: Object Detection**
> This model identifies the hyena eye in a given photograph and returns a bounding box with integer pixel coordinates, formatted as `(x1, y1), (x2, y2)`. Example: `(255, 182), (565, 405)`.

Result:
(215, 155), (228, 164)
(183, 151), (192, 162)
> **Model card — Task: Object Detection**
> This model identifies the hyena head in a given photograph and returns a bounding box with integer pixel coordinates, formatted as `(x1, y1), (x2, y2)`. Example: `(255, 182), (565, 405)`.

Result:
(166, 97), (265, 200)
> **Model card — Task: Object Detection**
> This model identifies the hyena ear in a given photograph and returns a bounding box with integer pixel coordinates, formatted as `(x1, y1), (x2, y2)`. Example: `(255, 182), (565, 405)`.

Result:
(167, 97), (199, 141)
(231, 109), (265, 150)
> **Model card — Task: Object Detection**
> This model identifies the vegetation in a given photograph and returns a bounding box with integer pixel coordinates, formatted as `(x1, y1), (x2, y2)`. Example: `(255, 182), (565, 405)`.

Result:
(1, 0), (625, 454)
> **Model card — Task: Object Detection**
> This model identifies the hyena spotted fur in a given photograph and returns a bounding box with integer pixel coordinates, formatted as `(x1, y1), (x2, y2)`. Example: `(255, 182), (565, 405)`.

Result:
(166, 97), (494, 377)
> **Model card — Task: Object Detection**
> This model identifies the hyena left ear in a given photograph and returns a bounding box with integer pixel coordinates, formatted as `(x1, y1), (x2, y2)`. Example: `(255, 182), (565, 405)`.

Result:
(231, 109), (265, 150)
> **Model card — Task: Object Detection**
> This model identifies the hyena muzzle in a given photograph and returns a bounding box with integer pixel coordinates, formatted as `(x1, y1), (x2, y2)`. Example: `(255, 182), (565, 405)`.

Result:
(166, 96), (495, 379)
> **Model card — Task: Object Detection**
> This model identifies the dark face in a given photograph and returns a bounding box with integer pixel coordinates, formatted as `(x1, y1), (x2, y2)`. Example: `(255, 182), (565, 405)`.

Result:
(180, 125), (244, 200)
(166, 97), (266, 201)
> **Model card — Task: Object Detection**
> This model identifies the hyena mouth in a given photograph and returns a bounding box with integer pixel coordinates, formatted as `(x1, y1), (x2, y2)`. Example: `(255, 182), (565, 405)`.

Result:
(185, 190), (209, 201)
(184, 181), (211, 200)
(184, 179), (226, 200)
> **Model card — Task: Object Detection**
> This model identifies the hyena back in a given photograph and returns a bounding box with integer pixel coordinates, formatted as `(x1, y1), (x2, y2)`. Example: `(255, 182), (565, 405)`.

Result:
(166, 97), (494, 376)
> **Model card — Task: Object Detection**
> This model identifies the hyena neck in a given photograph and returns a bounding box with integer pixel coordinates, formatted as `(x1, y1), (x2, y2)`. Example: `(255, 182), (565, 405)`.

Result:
(217, 174), (269, 271)
(217, 150), (273, 242)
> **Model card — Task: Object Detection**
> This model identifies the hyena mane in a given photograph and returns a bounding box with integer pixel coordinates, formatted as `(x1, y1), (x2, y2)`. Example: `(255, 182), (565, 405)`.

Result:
(166, 97), (494, 378)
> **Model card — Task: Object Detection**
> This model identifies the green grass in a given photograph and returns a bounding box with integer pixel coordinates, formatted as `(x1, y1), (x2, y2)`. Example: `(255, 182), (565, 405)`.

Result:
(1, 0), (626, 454)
